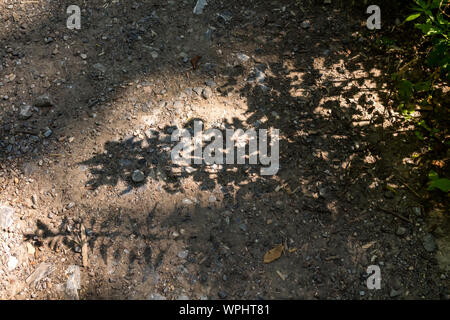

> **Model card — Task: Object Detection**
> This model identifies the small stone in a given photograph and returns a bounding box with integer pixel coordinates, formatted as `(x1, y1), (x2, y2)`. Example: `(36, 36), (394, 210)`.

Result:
(172, 231), (180, 239)
(178, 250), (189, 259)
(396, 226), (407, 237)
(300, 21), (310, 29)
(65, 265), (81, 300)
(239, 224), (247, 232)
(132, 170), (145, 183)
(237, 53), (250, 62)
(182, 198), (193, 205)
(205, 80), (216, 88)
(43, 128), (53, 138)
(80, 53), (87, 60)
(66, 202), (75, 210)
(27, 243), (36, 255)
(208, 195), (217, 203)
(151, 51), (159, 59)
(218, 291), (227, 299)
(193, 0), (207, 15)
(93, 63), (106, 73)
(412, 207), (421, 216)
(8, 256), (19, 271)
(319, 188), (327, 197)
(34, 94), (53, 108)
(193, 87), (203, 95)
(147, 293), (166, 300)
(0, 205), (14, 229)
(202, 87), (213, 99)
(19, 105), (33, 120)
(390, 288), (402, 298)
(423, 234), (437, 252)
(26, 262), (55, 286)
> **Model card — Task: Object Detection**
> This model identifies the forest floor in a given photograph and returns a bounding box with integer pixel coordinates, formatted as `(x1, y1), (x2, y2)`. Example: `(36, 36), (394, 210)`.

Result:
(0, 0), (449, 300)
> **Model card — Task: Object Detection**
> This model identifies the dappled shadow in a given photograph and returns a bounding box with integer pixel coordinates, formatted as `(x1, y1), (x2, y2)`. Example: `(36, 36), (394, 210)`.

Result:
(3, 0), (448, 300)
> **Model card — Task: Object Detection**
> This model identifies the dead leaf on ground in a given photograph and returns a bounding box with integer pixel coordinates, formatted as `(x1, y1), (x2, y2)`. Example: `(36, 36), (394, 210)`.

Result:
(263, 244), (283, 263)
(362, 241), (376, 250)
(190, 55), (201, 70)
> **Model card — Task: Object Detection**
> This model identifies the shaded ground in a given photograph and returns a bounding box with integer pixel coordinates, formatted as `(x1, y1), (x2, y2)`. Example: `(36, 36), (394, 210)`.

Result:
(0, 0), (449, 300)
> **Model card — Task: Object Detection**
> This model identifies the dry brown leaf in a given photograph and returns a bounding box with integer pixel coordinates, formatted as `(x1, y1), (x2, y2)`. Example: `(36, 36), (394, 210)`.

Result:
(263, 244), (283, 263)
(362, 241), (376, 250)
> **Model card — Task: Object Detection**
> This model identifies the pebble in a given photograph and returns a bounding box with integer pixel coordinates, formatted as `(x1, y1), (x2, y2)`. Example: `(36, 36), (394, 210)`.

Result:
(0, 205), (14, 229)
(202, 87), (213, 99)
(132, 170), (145, 183)
(193, 0), (207, 14)
(390, 288), (402, 298)
(423, 234), (437, 252)
(218, 291), (228, 299)
(147, 293), (166, 300)
(34, 94), (53, 108)
(205, 80), (216, 88)
(19, 105), (33, 120)
(300, 21), (310, 29)
(43, 128), (53, 138)
(237, 53), (250, 63)
(177, 250), (189, 259)
(8, 256), (19, 271)
(396, 226), (407, 237)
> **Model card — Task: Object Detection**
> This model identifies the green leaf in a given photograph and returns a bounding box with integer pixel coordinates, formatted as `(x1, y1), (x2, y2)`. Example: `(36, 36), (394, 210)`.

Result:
(428, 178), (450, 192)
(428, 170), (439, 181)
(405, 13), (422, 22)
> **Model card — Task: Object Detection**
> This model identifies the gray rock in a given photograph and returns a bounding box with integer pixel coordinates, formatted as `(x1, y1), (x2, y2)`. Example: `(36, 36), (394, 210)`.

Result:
(173, 100), (183, 108)
(202, 87), (213, 99)
(237, 53), (250, 63)
(19, 105), (33, 120)
(178, 250), (189, 259)
(423, 234), (437, 252)
(193, 0), (207, 15)
(239, 224), (247, 232)
(177, 294), (190, 300)
(0, 205), (14, 229)
(217, 10), (232, 23)
(300, 21), (310, 29)
(65, 265), (81, 300)
(147, 293), (166, 300)
(412, 207), (422, 216)
(43, 128), (53, 138)
(132, 170), (145, 183)
(34, 94), (53, 108)
(193, 87), (203, 95)
(26, 262), (55, 286)
(396, 226), (407, 237)
(390, 288), (402, 298)
(93, 63), (107, 73)
(205, 80), (216, 88)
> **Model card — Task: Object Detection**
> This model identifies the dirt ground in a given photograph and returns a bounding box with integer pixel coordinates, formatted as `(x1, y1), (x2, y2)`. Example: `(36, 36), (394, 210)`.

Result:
(0, 0), (449, 300)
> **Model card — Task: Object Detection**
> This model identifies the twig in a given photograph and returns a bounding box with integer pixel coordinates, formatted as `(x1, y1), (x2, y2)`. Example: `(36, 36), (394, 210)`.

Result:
(375, 205), (412, 224)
